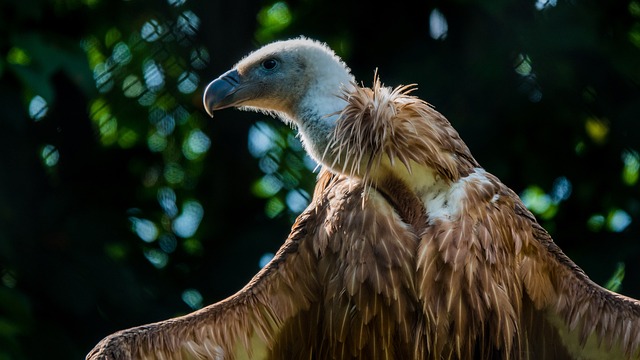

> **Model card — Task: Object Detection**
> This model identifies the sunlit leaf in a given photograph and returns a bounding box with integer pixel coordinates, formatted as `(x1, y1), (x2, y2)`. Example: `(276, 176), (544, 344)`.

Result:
(183, 238), (203, 256)
(622, 149), (639, 185)
(265, 196), (285, 218)
(255, 1), (292, 43)
(252, 174), (283, 198)
(122, 74), (145, 98)
(7, 47), (31, 65)
(105, 27), (122, 48)
(604, 262), (625, 292)
(584, 117), (609, 144)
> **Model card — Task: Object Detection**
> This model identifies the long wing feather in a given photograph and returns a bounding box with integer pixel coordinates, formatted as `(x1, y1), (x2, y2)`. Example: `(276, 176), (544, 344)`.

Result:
(517, 201), (640, 359)
(87, 170), (427, 359)
(86, 184), (324, 360)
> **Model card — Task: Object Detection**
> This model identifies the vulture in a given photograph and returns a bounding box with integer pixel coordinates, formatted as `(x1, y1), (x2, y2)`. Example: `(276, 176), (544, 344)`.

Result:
(87, 37), (640, 360)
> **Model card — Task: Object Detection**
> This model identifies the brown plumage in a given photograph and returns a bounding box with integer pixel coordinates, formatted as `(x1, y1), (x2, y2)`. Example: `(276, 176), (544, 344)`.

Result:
(87, 37), (640, 359)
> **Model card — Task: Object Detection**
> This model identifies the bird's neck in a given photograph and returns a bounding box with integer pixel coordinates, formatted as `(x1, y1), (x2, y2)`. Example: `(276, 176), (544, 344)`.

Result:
(296, 111), (339, 167)
(293, 82), (356, 172)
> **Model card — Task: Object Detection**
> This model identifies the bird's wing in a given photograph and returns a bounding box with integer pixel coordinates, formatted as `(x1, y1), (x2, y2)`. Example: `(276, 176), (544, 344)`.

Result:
(86, 178), (331, 360)
(86, 169), (425, 360)
(515, 199), (640, 360)
(414, 167), (640, 359)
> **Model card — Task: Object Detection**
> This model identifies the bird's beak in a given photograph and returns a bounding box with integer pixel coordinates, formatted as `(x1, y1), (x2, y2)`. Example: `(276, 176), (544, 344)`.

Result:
(203, 69), (242, 117)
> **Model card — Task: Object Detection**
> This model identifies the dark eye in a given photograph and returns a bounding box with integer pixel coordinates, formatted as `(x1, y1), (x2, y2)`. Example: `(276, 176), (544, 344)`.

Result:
(261, 58), (278, 70)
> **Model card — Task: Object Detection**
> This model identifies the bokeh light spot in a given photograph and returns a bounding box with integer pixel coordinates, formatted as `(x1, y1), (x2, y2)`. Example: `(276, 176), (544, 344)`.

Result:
(29, 95), (48, 121)
(177, 71), (199, 94)
(118, 127), (139, 148)
(7, 47), (30, 65)
(520, 185), (557, 219)
(105, 27), (122, 48)
(622, 149), (639, 185)
(265, 197), (285, 218)
(144, 248), (168, 268)
(607, 209), (632, 232)
(151, 112), (175, 136)
(158, 234), (178, 253)
(41, 144), (59, 167)
(176, 11), (200, 37)
(285, 189), (309, 213)
(521, 186), (551, 214)
(143, 59), (165, 92)
(550, 176), (572, 202)
(585, 117), (609, 144)
(258, 154), (279, 175)
(172, 200), (204, 238)
(535, 0), (557, 10)
(190, 47), (210, 69)
(181, 288), (203, 310)
(93, 62), (114, 93)
(429, 8), (448, 40)
(147, 132), (168, 152)
(158, 187), (178, 218)
(259, 252), (274, 268)
(514, 54), (533, 76)
(256, 1), (292, 42)
(587, 214), (605, 231)
(183, 129), (211, 160)
(259, 2), (291, 29)
(112, 42), (132, 65)
(164, 162), (185, 184)
(248, 121), (278, 158)
(122, 75), (145, 98)
(129, 217), (159, 242)
(141, 19), (165, 42)
(252, 174), (283, 198)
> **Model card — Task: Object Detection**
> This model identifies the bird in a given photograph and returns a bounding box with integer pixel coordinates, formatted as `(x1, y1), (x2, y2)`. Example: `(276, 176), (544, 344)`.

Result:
(87, 37), (640, 360)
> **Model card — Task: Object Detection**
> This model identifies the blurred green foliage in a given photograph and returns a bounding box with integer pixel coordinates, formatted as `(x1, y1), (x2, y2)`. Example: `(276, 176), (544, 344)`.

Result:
(0, 0), (639, 358)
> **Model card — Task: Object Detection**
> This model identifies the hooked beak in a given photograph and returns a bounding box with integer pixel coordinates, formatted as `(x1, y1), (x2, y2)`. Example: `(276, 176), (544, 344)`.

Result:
(202, 69), (242, 117)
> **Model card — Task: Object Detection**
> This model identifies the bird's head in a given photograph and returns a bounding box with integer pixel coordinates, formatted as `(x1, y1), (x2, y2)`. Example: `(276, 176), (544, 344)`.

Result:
(204, 37), (355, 122)
(203, 37), (356, 168)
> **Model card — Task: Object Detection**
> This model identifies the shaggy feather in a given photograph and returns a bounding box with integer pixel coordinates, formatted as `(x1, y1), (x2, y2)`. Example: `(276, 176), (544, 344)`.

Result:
(88, 37), (640, 360)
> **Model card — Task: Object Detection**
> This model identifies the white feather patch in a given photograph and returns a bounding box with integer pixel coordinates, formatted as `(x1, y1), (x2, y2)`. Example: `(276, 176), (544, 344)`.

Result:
(423, 168), (492, 223)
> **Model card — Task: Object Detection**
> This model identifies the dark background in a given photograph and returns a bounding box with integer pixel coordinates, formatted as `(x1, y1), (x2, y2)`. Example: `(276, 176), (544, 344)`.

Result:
(1, 0), (639, 358)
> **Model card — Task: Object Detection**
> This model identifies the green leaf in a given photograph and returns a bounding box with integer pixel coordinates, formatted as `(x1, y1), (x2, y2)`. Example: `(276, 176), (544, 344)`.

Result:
(604, 262), (626, 292)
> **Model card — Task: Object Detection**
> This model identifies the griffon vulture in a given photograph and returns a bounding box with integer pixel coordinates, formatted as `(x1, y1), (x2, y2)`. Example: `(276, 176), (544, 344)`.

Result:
(87, 37), (640, 360)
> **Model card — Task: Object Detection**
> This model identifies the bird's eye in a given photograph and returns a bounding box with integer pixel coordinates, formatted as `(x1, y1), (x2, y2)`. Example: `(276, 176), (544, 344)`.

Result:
(261, 58), (278, 71)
